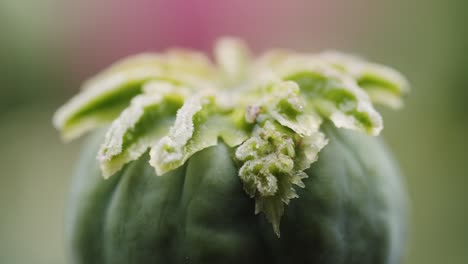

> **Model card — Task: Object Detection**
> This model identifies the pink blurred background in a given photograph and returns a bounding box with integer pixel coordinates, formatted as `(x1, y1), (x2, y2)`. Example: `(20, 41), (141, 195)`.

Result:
(64, 0), (372, 81)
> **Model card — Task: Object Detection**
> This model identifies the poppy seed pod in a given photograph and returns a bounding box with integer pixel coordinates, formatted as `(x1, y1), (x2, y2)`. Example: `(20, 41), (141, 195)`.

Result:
(55, 38), (409, 264)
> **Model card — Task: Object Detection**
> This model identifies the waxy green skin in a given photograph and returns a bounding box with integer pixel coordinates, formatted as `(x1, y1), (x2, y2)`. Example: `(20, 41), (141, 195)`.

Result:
(67, 123), (407, 264)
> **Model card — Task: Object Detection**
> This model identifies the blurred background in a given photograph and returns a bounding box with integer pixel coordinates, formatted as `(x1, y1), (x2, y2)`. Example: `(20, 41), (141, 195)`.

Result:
(0, 0), (466, 263)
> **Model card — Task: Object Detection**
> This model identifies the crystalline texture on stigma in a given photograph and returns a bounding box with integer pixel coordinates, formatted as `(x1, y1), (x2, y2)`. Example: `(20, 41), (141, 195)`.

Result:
(150, 94), (207, 175)
(236, 121), (296, 196)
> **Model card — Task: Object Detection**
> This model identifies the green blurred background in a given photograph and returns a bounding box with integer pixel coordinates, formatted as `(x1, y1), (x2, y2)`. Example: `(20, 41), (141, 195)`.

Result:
(0, 0), (466, 263)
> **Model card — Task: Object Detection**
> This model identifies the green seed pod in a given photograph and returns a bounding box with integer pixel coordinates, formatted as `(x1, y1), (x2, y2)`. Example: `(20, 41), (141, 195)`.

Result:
(55, 37), (409, 264)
